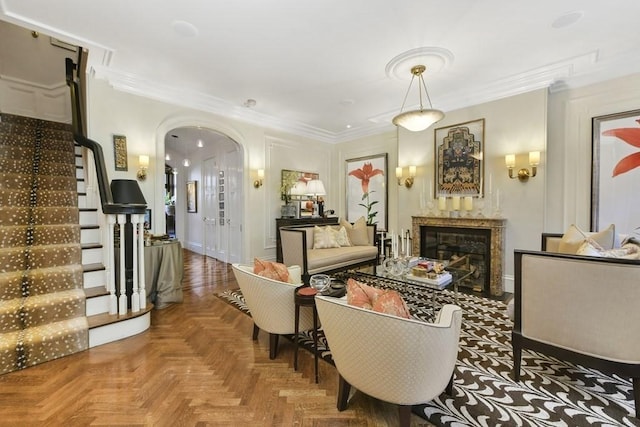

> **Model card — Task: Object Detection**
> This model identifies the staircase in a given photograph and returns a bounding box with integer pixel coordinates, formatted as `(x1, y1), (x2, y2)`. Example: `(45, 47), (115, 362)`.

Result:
(0, 112), (151, 375)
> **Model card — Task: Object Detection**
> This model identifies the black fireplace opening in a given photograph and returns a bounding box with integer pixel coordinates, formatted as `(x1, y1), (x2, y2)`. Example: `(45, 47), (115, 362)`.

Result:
(420, 225), (491, 294)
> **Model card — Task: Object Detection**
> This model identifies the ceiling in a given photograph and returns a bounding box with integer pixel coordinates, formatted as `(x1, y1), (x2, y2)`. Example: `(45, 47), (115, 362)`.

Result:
(2, 0), (640, 143)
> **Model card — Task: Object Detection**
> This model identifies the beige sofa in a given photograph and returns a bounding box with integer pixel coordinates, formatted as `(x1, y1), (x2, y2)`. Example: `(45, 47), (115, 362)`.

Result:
(280, 223), (379, 282)
(512, 233), (640, 418)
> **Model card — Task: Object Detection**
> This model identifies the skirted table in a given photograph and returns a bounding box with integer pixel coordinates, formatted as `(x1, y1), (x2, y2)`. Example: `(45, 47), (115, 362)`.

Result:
(144, 240), (184, 309)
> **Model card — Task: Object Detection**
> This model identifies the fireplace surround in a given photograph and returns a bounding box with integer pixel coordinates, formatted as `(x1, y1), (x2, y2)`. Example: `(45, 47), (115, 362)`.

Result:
(412, 216), (506, 296)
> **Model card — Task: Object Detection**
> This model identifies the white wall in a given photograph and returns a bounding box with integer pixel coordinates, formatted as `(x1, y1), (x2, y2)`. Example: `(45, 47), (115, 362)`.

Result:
(546, 72), (640, 236)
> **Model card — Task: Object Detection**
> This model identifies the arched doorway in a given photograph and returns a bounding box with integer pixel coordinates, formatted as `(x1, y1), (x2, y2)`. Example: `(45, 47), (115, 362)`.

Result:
(162, 124), (243, 264)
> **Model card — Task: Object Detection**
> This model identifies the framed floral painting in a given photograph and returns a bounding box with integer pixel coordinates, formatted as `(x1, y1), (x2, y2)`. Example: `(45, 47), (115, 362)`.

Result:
(346, 153), (387, 231)
(591, 109), (640, 235)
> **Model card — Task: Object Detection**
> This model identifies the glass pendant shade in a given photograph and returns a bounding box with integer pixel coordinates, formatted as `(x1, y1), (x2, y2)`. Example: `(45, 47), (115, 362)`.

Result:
(392, 108), (444, 132)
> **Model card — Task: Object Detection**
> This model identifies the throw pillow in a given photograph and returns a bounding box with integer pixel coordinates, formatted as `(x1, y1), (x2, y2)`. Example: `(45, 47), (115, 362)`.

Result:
(329, 226), (352, 247)
(371, 290), (411, 319)
(577, 240), (640, 259)
(558, 224), (616, 254)
(346, 278), (410, 319)
(340, 216), (369, 246)
(253, 258), (290, 282)
(313, 225), (340, 249)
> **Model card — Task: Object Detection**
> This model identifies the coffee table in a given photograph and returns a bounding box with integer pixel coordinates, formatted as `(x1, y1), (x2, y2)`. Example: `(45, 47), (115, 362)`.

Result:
(335, 264), (473, 320)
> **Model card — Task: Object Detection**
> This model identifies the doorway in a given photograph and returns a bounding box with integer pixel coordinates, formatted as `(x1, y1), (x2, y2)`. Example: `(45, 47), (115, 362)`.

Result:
(164, 126), (243, 263)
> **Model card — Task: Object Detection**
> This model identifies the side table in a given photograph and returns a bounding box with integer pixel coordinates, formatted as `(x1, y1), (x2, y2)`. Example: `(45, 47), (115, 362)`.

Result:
(294, 285), (320, 383)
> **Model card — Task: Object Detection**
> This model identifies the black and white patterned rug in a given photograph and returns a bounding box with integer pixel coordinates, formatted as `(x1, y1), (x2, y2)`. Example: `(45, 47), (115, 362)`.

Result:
(218, 273), (639, 427)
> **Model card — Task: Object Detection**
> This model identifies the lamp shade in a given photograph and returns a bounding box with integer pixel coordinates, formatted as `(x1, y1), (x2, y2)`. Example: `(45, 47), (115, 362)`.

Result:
(392, 109), (444, 132)
(305, 179), (326, 196)
(111, 179), (147, 205)
(290, 181), (308, 196)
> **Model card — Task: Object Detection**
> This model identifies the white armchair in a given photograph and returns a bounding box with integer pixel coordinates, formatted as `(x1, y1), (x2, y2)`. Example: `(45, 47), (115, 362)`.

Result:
(315, 295), (462, 427)
(231, 264), (314, 359)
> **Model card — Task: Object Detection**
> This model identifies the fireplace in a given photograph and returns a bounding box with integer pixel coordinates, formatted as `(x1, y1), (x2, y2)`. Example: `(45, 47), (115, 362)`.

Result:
(412, 216), (506, 297)
(420, 226), (491, 293)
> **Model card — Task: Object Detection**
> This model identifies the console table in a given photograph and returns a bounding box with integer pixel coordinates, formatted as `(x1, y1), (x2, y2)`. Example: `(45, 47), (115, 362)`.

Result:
(275, 217), (339, 262)
(412, 216), (506, 297)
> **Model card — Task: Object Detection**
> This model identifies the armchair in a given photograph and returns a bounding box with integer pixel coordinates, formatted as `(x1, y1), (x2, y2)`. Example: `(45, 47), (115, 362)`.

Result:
(231, 264), (314, 359)
(315, 295), (462, 426)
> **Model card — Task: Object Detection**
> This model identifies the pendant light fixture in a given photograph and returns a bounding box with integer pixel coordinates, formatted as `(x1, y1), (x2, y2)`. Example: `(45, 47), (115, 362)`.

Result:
(392, 65), (444, 132)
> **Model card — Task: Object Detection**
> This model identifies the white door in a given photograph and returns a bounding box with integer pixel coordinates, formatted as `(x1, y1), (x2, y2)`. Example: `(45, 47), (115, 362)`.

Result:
(225, 149), (242, 263)
(203, 157), (218, 258)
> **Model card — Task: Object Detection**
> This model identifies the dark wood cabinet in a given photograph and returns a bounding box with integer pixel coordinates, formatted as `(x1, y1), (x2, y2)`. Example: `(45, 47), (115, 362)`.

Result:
(276, 217), (339, 262)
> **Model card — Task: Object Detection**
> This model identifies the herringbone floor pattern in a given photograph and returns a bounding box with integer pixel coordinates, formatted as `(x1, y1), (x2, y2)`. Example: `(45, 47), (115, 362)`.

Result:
(0, 250), (434, 426)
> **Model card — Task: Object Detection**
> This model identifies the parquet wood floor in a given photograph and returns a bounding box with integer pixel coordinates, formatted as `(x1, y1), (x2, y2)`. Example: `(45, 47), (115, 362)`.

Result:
(0, 250), (434, 426)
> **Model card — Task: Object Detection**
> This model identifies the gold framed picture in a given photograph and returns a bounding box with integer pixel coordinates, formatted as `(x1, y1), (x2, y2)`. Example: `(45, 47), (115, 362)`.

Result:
(113, 134), (128, 171)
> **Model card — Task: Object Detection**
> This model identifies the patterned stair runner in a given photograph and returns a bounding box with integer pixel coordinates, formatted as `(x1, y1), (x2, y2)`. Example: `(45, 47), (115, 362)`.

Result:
(0, 113), (88, 375)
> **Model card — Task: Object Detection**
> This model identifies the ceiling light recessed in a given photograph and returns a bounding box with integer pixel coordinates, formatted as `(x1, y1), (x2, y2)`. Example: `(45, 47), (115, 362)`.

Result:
(171, 20), (199, 38)
(243, 99), (257, 108)
(552, 11), (584, 29)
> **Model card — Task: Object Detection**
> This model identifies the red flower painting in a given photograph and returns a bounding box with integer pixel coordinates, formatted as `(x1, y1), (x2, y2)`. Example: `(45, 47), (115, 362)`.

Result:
(348, 162), (384, 224)
(603, 119), (640, 177)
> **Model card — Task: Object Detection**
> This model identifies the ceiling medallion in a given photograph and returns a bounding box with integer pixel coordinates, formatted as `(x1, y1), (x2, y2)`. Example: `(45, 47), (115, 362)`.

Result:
(385, 47), (455, 81)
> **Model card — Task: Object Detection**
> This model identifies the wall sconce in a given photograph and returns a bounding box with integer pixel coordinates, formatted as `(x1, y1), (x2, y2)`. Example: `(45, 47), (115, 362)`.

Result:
(396, 165), (416, 188)
(137, 155), (149, 181)
(253, 169), (264, 188)
(506, 151), (540, 182)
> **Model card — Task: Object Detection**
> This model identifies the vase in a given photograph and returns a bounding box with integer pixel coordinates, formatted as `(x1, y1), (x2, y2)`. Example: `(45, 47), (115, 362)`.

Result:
(281, 204), (296, 218)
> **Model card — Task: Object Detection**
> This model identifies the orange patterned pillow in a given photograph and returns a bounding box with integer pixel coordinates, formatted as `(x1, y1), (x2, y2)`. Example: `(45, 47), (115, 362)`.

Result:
(346, 278), (409, 318)
(372, 290), (411, 319)
(253, 258), (290, 283)
(347, 278), (379, 309)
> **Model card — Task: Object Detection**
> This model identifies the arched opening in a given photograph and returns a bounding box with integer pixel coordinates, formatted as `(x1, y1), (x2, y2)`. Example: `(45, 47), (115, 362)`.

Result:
(161, 124), (244, 264)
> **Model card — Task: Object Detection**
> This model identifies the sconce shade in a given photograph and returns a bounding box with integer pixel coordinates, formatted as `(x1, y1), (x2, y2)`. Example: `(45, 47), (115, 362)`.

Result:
(505, 154), (516, 168)
(395, 167), (403, 179)
(408, 165), (417, 177)
(257, 169), (265, 179)
(305, 179), (326, 196)
(138, 155), (149, 168)
(392, 65), (444, 132)
(529, 151), (540, 165)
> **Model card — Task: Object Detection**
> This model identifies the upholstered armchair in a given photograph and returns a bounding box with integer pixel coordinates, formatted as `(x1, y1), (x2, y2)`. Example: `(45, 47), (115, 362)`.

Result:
(315, 295), (462, 427)
(231, 264), (314, 359)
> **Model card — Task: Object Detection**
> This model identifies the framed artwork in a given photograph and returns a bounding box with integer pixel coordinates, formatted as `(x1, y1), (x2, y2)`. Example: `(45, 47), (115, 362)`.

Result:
(591, 109), (640, 234)
(143, 209), (151, 230)
(346, 153), (388, 231)
(434, 119), (484, 196)
(187, 181), (198, 213)
(113, 134), (128, 171)
(280, 169), (319, 202)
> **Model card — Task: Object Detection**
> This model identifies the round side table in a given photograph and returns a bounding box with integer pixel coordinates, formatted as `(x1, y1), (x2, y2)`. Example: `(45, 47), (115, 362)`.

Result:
(294, 285), (320, 383)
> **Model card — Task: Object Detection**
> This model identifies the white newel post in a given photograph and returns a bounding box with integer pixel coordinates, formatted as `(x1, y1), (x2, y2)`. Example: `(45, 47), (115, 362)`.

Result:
(137, 214), (147, 309)
(117, 214), (127, 315)
(130, 214), (140, 312)
(107, 214), (117, 315)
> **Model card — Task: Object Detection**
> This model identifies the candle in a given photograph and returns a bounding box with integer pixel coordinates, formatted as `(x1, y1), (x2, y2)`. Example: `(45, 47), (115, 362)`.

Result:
(438, 195), (447, 211)
(464, 196), (473, 211)
(479, 177), (483, 197)
(452, 196), (461, 211)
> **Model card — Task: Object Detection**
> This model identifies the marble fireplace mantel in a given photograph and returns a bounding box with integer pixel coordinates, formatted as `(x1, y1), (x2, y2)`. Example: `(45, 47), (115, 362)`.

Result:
(412, 216), (507, 297)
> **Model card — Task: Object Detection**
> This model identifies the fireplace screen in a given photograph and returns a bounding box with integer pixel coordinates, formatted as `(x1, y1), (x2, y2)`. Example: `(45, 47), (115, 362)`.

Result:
(419, 226), (490, 293)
